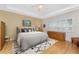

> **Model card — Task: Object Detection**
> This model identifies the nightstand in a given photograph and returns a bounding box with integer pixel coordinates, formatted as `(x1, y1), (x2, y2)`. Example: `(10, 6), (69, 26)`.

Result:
(71, 37), (79, 47)
(5, 36), (10, 42)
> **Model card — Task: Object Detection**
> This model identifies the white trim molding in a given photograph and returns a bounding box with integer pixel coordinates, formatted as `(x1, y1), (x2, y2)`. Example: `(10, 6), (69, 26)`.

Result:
(0, 4), (79, 19)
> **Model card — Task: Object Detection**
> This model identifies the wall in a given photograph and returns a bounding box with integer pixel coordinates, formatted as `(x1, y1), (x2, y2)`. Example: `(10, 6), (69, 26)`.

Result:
(43, 9), (79, 42)
(0, 10), (43, 40)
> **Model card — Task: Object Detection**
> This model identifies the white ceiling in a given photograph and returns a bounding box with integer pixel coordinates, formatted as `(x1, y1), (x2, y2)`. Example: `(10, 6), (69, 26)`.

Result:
(0, 4), (79, 19)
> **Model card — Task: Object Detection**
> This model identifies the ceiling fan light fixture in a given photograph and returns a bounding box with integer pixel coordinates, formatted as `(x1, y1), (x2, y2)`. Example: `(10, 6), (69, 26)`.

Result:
(38, 5), (43, 9)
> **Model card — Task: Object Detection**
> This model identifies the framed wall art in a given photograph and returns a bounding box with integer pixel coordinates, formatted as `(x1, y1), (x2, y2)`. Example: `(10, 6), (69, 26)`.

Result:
(22, 20), (31, 27)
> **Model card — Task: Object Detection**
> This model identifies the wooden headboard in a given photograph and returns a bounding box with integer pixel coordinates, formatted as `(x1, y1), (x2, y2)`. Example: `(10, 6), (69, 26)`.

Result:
(47, 31), (65, 41)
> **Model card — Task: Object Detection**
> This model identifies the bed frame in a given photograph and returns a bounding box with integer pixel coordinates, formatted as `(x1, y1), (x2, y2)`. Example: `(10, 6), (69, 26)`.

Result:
(47, 31), (65, 41)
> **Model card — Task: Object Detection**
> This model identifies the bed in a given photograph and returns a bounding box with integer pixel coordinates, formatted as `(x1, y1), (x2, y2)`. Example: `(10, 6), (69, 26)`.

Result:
(13, 27), (65, 54)
(17, 32), (48, 50)
(14, 37), (57, 54)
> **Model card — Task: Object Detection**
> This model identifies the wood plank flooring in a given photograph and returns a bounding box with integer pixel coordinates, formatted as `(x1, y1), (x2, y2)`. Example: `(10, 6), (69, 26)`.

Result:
(0, 41), (79, 54)
(42, 41), (79, 54)
(0, 41), (13, 54)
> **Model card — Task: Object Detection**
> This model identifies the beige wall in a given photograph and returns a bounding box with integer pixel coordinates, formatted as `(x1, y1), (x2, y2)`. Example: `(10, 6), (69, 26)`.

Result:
(43, 9), (79, 42)
(0, 10), (43, 40)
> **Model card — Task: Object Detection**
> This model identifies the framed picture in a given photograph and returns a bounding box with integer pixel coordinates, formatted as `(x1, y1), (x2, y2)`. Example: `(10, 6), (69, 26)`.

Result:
(23, 20), (31, 27)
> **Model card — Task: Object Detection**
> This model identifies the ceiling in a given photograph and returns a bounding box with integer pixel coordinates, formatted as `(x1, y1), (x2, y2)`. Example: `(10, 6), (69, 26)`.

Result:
(0, 4), (79, 19)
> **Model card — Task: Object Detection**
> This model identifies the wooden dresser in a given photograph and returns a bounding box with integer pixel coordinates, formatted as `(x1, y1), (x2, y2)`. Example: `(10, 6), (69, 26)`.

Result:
(0, 21), (5, 50)
(47, 31), (65, 41)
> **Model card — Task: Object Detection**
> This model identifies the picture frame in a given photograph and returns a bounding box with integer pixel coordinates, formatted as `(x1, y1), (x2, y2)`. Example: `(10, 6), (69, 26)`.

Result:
(23, 20), (31, 27)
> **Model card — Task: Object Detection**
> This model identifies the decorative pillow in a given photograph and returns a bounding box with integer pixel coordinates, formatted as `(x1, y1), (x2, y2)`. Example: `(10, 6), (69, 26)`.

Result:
(21, 28), (29, 32)
(21, 29), (25, 32)
(21, 27), (36, 32)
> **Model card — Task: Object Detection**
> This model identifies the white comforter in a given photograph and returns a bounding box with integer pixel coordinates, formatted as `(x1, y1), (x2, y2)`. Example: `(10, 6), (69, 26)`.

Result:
(17, 32), (48, 50)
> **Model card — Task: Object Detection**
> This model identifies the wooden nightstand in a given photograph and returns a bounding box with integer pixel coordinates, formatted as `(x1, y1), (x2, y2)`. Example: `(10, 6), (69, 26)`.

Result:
(71, 37), (79, 47)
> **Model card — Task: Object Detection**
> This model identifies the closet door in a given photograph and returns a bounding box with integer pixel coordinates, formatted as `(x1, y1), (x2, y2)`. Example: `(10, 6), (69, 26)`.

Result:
(0, 22), (1, 50)
(0, 21), (5, 50)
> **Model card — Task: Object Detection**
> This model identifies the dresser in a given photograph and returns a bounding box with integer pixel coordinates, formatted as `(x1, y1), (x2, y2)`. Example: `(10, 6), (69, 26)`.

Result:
(0, 21), (5, 50)
(47, 31), (65, 41)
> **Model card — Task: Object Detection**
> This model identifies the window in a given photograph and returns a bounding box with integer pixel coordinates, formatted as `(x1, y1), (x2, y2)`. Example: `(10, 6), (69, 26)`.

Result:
(47, 19), (72, 32)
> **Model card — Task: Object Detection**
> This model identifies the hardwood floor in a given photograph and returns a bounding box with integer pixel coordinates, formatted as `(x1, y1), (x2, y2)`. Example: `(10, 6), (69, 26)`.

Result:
(42, 41), (79, 54)
(0, 40), (79, 54)
(0, 41), (13, 54)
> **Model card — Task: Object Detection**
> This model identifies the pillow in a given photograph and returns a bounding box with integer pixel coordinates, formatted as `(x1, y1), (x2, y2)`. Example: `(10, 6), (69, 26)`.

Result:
(21, 29), (25, 32)
(20, 27), (36, 32)
(21, 28), (29, 32)
(32, 28), (36, 31)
